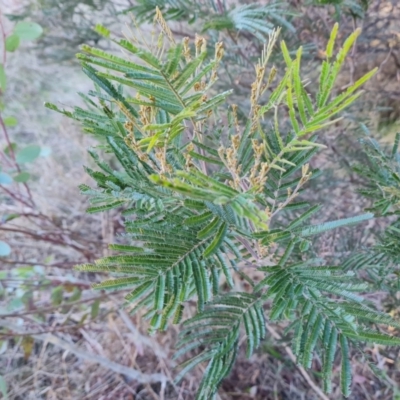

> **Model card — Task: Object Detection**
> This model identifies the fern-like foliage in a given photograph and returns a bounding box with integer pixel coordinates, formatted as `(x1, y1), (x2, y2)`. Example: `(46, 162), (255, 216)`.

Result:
(256, 249), (400, 396)
(355, 133), (400, 217)
(125, 0), (295, 39)
(345, 133), (400, 295)
(47, 12), (400, 399)
(314, 0), (369, 20)
(176, 293), (265, 398)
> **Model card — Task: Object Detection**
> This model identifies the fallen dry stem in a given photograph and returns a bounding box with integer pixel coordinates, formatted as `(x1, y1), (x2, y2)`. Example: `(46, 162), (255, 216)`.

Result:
(0, 320), (169, 385)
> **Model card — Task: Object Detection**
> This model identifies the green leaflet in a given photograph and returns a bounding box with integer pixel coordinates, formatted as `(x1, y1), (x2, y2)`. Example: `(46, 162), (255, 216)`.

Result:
(77, 53), (161, 78)
(287, 205), (322, 229)
(303, 314), (323, 368)
(86, 200), (126, 213)
(280, 40), (292, 67)
(326, 23), (338, 58)
(80, 45), (159, 74)
(343, 329), (400, 346)
(81, 63), (138, 118)
(92, 277), (141, 290)
(181, 61), (216, 95)
(154, 274), (166, 311)
(340, 335), (352, 398)
(174, 349), (215, 385)
(203, 222), (227, 258)
(163, 44), (183, 76)
(216, 251), (234, 288)
(189, 151), (224, 166)
(300, 213), (374, 237)
(108, 244), (145, 252)
(184, 199), (206, 210)
(172, 50), (208, 90)
(116, 39), (162, 68)
(125, 281), (155, 303)
(184, 211), (213, 226)
(323, 328), (337, 393)
(197, 217), (221, 239)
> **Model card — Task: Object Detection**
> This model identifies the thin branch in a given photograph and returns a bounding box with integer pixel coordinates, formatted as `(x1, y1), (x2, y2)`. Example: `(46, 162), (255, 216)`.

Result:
(0, 114), (18, 165)
(0, 226), (94, 258)
(0, 293), (107, 319)
(2, 259), (77, 268)
(0, 184), (33, 208)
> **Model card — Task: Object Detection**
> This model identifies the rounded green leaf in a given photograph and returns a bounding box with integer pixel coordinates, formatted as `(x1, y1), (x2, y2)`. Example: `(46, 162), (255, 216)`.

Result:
(0, 241), (11, 257)
(14, 266), (35, 278)
(5, 34), (20, 52)
(51, 286), (64, 306)
(299, 239), (310, 252)
(16, 145), (41, 164)
(40, 146), (52, 157)
(0, 375), (7, 399)
(0, 172), (12, 184)
(3, 116), (17, 127)
(14, 22), (43, 41)
(13, 171), (30, 183)
(91, 299), (101, 319)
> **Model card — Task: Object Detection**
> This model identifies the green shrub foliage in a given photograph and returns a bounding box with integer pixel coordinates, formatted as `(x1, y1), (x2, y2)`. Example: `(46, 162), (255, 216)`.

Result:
(47, 11), (400, 399)
(347, 134), (400, 294)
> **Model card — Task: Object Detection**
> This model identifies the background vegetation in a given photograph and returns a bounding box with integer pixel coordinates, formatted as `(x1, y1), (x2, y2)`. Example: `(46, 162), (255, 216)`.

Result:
(1, 0), (399, 399)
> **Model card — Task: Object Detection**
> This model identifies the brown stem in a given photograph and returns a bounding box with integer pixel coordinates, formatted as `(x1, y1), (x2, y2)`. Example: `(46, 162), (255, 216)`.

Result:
(0, 226), (94, 259)
(0, 114), (16, 162)
(0, 312), (113, 338)
(170, 29), (195, 39)
(2, 260), (77, 269)
(0, 184), (32, 208)
(0, 148), (13, 166)
(0, 294), (109, 319)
